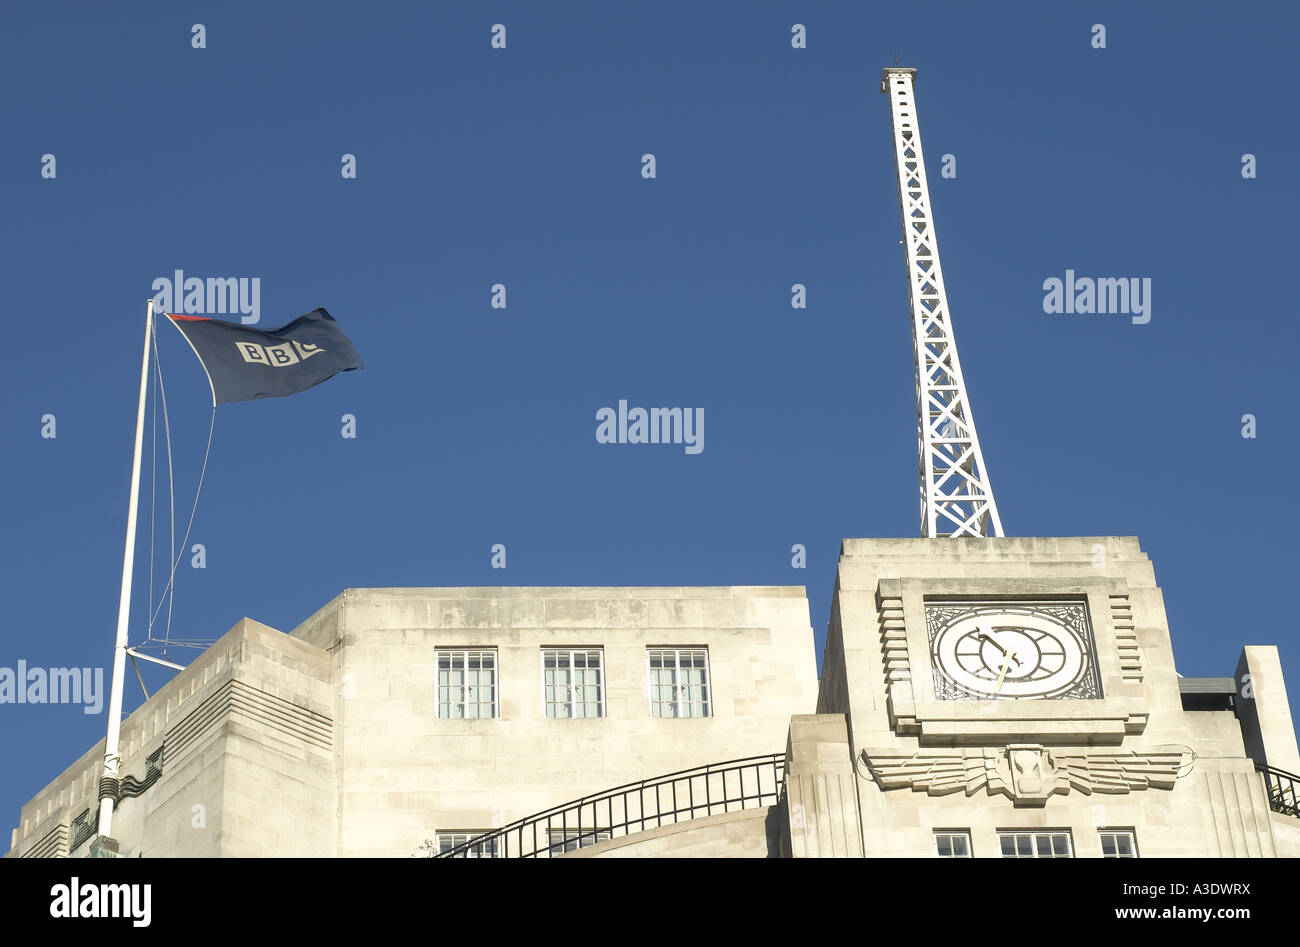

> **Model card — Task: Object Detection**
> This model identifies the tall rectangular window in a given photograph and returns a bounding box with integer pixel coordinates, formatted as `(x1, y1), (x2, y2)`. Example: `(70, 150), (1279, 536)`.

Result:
(998, 831), (1073, 858)
(436, 833), (500, 859)
(436, 649), (498, 719)
(1099, 829), (1138, 858)
(542, 649), (605, 718)
(934, 831), (972, 857)
(647, 648), (711, 718)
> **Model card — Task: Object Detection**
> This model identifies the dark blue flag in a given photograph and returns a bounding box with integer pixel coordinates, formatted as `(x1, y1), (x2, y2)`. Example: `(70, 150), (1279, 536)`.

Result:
(166, 308), (363, 405)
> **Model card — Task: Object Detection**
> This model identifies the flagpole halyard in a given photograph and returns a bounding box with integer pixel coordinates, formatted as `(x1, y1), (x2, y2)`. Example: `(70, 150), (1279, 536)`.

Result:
(96, 299), (155, 848)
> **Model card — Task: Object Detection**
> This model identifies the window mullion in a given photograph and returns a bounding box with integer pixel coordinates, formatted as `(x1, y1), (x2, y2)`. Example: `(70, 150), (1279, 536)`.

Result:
(569, 649), (578, 717)
(674, 650), (683, 718)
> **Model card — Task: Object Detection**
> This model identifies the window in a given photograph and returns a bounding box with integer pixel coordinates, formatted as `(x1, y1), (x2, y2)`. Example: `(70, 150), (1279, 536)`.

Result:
(647, 648), (711, 718)
(998, 831), (1073, 858)
(1099, 829), (1138, 858)
(546, 828), (611, 856)
(436, 649), (498, 718)
(934, 831), (972, 857)
(436, 832), (500, 859)
(542, 649), (605, 718)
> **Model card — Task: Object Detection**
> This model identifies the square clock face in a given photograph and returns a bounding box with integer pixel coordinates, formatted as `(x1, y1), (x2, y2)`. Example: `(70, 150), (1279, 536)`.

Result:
(925, 600), (1103, 701)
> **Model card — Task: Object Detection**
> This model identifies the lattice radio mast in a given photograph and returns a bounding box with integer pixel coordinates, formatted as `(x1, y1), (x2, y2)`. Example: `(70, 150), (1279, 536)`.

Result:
(882, 67), (1004, 538)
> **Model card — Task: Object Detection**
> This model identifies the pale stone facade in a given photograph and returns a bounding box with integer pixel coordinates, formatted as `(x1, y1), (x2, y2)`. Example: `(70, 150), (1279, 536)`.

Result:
(6, 538), (1298, 858)
(6, 586), (815, 858)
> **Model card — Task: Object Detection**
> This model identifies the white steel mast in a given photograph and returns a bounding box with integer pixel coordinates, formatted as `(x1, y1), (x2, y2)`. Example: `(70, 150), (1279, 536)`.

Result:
(96, 299), (154, 847)
(883, 66), (1003, 539)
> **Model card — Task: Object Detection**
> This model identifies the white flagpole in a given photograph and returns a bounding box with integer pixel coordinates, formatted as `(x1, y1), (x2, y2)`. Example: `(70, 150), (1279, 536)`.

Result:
(97, 298), (155, 845)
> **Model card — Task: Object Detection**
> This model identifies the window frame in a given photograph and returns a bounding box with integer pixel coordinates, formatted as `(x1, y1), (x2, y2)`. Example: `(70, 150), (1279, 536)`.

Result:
(996, 830), (1074, 858)
(434, 831), (500, 859)
(1098, 828), (1139, 858)
(540, 647), (607, 719)
(646, 647), (713, 718)
(435, 648), (500, 719)
(933, 830), (973, 858)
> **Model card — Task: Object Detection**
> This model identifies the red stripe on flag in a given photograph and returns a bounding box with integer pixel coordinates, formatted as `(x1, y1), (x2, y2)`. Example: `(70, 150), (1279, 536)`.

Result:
(167, 313), (212, 322)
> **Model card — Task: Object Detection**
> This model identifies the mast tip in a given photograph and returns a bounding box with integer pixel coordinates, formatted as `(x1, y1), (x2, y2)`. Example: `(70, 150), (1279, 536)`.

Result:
(880, 66), (918, 93)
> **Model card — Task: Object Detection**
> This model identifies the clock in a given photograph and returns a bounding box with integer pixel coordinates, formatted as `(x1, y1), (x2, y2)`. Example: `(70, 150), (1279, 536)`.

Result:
(926, 601), (1102, 701)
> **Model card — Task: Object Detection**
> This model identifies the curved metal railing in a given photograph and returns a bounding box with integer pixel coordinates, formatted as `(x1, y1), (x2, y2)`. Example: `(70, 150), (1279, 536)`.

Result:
(436, 753), (785, 858)
(1258, 763), (1300, 818)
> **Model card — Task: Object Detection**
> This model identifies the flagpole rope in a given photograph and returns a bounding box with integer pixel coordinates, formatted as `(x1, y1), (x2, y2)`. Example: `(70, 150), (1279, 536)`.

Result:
(143, 319), (176, 649)
(146, 344), (158, 639)
(139, 314), (218, 655)
(158, 324), (177, 651)
(144, 404), (215, 642)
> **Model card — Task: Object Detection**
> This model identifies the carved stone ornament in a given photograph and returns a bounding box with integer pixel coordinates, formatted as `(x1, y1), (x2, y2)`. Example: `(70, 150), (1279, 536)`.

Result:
(863, 744), (1188, 807)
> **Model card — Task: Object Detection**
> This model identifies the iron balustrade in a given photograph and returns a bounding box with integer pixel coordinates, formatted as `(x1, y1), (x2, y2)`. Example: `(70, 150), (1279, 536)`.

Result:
(1258, 763), (1300, 818)
(436, 753), (785, 858)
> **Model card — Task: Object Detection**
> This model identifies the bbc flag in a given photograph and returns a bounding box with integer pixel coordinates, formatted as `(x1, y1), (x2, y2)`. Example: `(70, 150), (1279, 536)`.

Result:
(167, 308), (363, 404)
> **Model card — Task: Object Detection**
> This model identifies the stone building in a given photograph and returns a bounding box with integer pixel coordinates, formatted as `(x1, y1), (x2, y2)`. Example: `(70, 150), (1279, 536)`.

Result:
(7, 536), (1299, 858)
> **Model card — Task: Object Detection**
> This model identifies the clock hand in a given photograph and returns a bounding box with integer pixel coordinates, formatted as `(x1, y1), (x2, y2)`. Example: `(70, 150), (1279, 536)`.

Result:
(978, 630), (1022, 668)
(994, 656), (1011, 696)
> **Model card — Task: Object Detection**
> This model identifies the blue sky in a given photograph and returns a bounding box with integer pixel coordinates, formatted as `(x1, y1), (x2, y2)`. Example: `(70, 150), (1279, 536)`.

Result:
(2, 1), (1297, 827)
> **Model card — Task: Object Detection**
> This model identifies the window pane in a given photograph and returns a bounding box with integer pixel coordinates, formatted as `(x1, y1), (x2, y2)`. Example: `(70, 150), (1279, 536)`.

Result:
(1101, 831), (1135, 857)
(438, 650), (495, 718)
(647, 649), (711, 718)
(547, 828), (611, 857)
(544, 650), (603, 718)
(936, 833), (972, 857)
(437, 832), (499, 859)
(648, 652), (678, 717)
(998, 837), (1029, 858)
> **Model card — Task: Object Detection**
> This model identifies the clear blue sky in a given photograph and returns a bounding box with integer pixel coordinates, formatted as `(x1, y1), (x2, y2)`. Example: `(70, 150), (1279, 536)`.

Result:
(2, 1), (1297, 828)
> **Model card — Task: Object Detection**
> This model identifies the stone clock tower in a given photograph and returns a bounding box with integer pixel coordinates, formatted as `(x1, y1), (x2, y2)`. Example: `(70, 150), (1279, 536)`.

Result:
(789, 536), (1300, 857)
(755, 68), (1296, 858)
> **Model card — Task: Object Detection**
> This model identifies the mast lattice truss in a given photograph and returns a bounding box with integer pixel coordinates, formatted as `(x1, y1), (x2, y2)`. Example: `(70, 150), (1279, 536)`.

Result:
(883, 67), (1004, 538)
